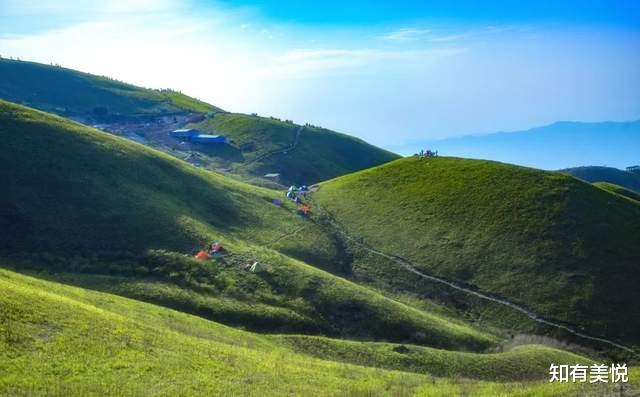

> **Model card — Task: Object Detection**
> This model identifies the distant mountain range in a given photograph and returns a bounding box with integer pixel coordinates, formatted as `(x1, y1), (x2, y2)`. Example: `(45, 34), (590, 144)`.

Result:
(414, 121), (639, 170)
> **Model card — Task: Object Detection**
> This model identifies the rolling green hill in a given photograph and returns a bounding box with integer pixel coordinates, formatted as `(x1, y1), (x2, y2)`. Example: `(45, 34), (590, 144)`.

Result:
(314, 157), (640, 346)
(0, 58), (218, 117)
(192, 113), (400, 184)
(563, 166), (640, 193)
(4, 268), (627, 397)
(0, 100), (500, 350)
(0, 99), (294, 255)
(0, 59), (399, 185)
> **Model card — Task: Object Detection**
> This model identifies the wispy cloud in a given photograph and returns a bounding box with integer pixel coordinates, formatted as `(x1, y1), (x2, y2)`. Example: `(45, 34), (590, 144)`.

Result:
(381, 25), (518, 44)
(430, 25), (517, 42)
(383, 28), (431, 41)
(271, 47), (466, 78)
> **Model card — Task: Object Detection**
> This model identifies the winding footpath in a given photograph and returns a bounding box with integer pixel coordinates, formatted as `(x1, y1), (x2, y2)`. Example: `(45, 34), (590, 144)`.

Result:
(265, 223), (310, 248)
(309, 195), (638, 356)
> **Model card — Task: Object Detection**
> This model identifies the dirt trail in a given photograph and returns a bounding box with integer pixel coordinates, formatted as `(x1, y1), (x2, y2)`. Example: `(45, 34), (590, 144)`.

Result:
(308, 196), (637, 355)
(265, 223), (310, 248)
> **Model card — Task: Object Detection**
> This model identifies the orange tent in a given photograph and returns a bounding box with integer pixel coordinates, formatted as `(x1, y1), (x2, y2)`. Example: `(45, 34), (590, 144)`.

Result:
(195, 250), (210, 260)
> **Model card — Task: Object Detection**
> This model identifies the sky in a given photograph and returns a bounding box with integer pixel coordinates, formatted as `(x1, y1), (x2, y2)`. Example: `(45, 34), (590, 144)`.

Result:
(1, 0), (639, 158)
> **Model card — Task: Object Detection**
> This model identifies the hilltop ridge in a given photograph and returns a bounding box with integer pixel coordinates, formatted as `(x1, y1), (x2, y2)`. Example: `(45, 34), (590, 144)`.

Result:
(315, 156), (640, 346)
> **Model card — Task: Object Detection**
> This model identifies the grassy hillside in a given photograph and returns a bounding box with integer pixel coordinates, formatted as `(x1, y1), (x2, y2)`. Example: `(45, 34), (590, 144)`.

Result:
(314, 157), (640, 345)
(0, 99), (293, 255)
(192, 113), (400, 184)
(0, 100), (501, 350)
(563, 166), (640, 193)
(0, 59), (398, 185)
(275, 335), (588, 381)
(15, 256), (498, 351)
(593, 182), (640, 202)
(3, 268), (632, 397)
(0, 58), (218, 117)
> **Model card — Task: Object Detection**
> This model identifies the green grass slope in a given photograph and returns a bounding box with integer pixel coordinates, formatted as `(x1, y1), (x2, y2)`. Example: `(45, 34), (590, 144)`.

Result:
(562, 166), (640, 193)
(0, 100), (289, 255)
(275, 335), (588, 381)
(0, 58), (218, 117)
(593, 182), (640, 202)
(315, 157), (640, 345)
(193, 113), (400, 184)
(0, 100), (499, 350)
(0, 267), (433, 396)
(3, 268), (631, 397)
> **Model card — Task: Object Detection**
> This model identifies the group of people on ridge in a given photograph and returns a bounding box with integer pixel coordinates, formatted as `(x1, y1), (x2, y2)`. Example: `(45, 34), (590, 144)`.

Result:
(418, 149), (438, 158)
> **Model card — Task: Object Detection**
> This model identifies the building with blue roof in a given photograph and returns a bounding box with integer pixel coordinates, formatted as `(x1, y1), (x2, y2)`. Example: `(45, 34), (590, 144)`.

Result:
(190, 134), (226, 143)
(171, 129), (226, 144)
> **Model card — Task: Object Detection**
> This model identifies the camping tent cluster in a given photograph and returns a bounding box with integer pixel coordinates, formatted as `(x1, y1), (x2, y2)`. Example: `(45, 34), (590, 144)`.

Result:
(194, 242), (225, 260)
(286, 185), (311, 217)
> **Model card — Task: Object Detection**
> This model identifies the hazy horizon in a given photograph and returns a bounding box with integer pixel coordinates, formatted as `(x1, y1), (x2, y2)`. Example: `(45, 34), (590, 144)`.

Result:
(396, 120), (640, 170)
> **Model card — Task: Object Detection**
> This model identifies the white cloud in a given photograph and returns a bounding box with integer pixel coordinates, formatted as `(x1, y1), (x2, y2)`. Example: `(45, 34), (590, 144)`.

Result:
(383, 28), (431, 41)
(381, 25), (518, 44)
(275, 47), (464, 71)
(430, 25), (516, 42)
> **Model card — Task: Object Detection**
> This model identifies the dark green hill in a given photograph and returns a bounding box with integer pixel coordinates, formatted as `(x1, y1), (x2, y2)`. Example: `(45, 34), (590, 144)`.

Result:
(562, 166), (640, 193)
(0, 100), (277, 255)
(192, 113), (400, 184)
(0, 58), (218, 118)
(315, 157), (640, 345)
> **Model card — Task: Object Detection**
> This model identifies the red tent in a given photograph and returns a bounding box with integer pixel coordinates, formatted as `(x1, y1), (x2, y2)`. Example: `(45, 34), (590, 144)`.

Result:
(195, 250), (210, 260)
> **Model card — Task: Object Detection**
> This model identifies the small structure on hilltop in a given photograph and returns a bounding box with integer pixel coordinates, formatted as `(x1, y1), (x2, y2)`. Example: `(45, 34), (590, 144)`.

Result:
(626, 165), (640, 174)
(171, 129), (226, 144)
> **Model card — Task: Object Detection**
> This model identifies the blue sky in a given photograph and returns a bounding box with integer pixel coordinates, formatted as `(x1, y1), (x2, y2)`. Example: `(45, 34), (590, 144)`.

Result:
(209, 0), (640, 26)
(1, 0), (639, 165)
